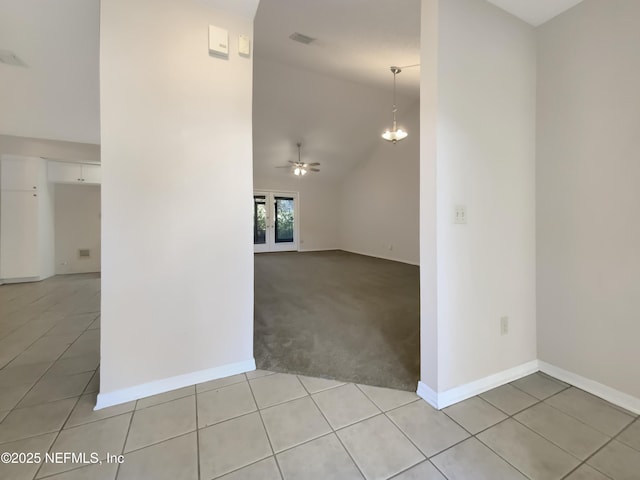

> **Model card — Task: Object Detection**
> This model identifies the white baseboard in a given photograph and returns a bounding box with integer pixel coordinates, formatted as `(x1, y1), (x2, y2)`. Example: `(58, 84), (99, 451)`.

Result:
(416, 359), (640, 414)
(56, 269), (101, 275)
(417, 360), (540, 409)
(298, 248), (340, 253)
(95, 358), (256, 410)
(255, 247), (419, 265)
(416, 381), (439, 409)
(539, 361), (640, 415)
(1, 276), (41, 284)
(340, 248), (420, 266)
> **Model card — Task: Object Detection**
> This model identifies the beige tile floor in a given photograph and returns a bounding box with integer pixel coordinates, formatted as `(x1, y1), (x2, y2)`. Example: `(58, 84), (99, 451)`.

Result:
(1, 274), (639, 479)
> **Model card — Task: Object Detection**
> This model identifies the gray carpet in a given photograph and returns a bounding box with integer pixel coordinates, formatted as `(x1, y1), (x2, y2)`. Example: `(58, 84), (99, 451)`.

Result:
(254, 250), (420, 391)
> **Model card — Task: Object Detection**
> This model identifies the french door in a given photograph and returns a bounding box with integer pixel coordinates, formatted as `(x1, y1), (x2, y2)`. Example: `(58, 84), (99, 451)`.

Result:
(253, 191), (298, 253)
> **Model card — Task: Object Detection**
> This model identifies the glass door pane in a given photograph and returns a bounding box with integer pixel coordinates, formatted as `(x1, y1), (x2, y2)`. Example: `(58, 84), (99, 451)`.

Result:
(274, 197), (294, 243)
(253, 195), (267, 245)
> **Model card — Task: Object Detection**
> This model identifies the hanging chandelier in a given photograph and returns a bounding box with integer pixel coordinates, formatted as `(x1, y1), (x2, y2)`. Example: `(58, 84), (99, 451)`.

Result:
(381, 66), (408, 144)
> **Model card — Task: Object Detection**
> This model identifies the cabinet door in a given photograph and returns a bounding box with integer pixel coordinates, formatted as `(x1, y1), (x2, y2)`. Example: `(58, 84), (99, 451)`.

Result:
(81, 164), (101, 184)
(0, 190), (40, 279)
(1, 156), (41, 190)
(48, 161), (82, 183)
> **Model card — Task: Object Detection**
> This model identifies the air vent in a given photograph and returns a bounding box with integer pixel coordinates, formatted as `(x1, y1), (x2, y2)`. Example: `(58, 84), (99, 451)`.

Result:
(78, 249), (91, 258)
(289, 32), (316, 45)
(0, 50), (26, 67)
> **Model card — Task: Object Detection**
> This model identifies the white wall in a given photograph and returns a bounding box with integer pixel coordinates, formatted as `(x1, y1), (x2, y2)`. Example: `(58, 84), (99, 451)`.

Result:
(340, 103), (420, 265)
(54, 184), (101, 274)
(421, 0), (537, 394)
(0, 134), (100, 163)
(253, 174), (340, 252)
(99, 0), (258, 403)
(420, 0), (440, 391)
(537, 0), (640, 399)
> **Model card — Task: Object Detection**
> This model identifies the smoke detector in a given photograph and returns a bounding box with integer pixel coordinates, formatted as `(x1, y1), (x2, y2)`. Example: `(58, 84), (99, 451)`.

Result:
(289, 32), (315, 45)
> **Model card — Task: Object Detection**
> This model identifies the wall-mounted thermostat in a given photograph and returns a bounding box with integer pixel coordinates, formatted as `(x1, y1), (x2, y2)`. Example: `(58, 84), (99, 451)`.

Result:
(208, 25), (229, 58)
(239, 34), (251, 57)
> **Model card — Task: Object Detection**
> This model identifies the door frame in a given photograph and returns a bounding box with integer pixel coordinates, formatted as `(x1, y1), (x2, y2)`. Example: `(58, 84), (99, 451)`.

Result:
(253, 189), (300, 253)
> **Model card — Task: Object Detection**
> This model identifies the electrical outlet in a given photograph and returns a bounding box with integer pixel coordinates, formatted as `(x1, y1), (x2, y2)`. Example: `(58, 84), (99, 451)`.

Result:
(388, 244), (393, 251)
(454, 205), (467, 224)
(500, 316), (509, 335)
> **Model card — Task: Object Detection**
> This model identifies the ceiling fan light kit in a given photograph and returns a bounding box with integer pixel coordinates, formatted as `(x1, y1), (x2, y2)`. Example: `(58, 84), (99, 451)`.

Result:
(382, 66), (408, 144)
(276, 143), (320, 177)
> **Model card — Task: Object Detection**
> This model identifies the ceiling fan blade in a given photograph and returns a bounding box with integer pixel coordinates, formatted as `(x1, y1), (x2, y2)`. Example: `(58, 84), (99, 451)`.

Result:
(307, 162), (321, 166)
(310, 168), (320, 172)
(288, 160), (297, 164)
(275, 165), (291, 168)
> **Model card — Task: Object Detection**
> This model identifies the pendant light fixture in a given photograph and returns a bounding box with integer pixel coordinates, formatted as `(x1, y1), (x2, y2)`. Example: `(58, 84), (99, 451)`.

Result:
(381, 66), (408, 144)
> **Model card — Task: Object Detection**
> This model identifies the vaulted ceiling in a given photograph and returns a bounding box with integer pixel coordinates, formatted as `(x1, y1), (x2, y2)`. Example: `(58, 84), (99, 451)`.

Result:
(251, 0), (586, 180)
(0, 0), (586, 152)
(252, 0), (421, 181)
(486, 0), (585, 26)
(254, 0), (422, 97)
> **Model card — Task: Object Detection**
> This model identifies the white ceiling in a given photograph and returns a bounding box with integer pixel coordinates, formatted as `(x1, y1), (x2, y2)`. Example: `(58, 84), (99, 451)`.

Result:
(0, 0), (585, 152)
(253, 0), (586, 99)
(196, 0), (260, 20)
(0, 0), (100, 145)
(486, 0), (585, 26)
(254, 0), (422, 97)
(252, 0), (586, 181)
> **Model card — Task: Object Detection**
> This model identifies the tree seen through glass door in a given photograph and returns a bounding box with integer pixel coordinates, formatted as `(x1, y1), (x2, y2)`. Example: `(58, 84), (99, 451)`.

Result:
(275, 197), (294, 243)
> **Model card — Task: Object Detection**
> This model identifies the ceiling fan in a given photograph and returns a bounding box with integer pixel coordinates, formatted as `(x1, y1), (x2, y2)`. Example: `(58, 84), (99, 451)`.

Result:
(276, 143), (320, 176)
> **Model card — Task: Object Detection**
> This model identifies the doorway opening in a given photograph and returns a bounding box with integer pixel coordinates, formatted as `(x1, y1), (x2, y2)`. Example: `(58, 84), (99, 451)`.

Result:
(251, 0), (421, 392)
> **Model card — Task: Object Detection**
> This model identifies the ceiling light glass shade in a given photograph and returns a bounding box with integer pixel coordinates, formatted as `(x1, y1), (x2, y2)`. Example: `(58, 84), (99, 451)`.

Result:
(301, 168), (307, 175)
(382, 123), (408, 144)
(294, 167), (301, 176)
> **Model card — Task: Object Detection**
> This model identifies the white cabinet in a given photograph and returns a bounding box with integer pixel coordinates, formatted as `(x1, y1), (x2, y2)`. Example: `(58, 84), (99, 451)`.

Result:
(0, 191), (40, 278)
(48, 161), (101, 185)
(80, 164), (101, 184)
(1, 155), (42, 190)
(0, 155), (54, 282)
(47, 162), (79, 183)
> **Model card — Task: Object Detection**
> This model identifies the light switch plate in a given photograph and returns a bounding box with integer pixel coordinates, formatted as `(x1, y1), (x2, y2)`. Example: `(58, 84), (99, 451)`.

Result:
(239, 34), (251, 57)
(208, 25), (229, 58)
